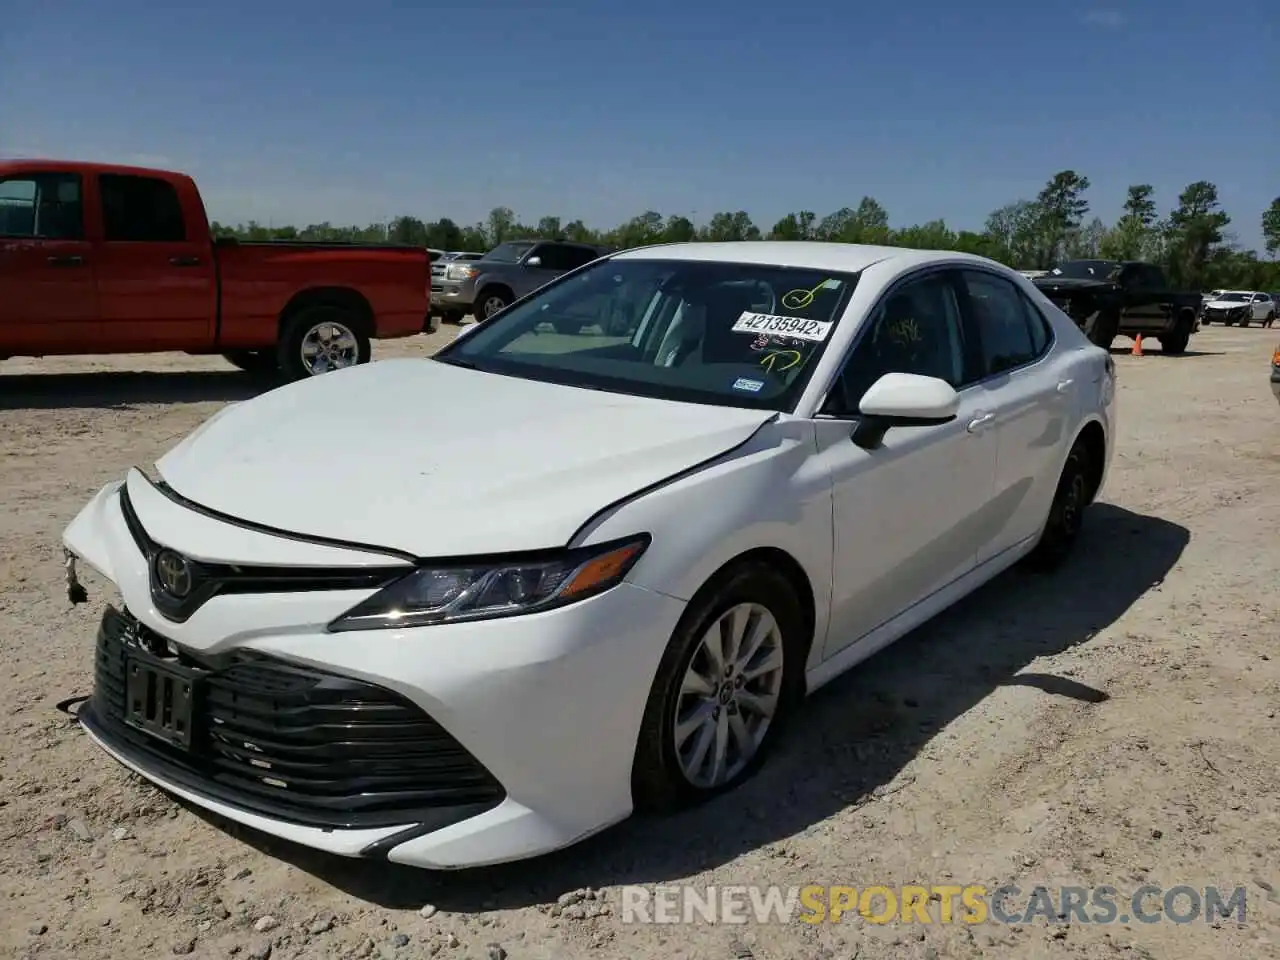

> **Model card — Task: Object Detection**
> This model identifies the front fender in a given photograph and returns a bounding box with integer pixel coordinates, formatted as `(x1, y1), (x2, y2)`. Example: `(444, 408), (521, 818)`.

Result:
(574, 419), (835, 670)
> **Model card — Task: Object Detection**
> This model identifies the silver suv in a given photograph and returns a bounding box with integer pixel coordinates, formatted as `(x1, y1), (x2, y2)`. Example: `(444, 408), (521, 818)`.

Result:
(433, 240), (612, 323)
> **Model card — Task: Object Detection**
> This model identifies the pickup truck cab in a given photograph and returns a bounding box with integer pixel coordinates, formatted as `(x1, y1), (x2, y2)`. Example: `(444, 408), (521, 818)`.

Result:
(432, 239), (613, 324)
(0, 160), (429, 380)
(1033, 259), (1201, 354)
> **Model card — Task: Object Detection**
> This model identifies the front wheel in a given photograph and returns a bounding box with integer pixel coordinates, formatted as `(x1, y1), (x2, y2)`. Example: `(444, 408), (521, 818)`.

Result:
(276, 305), (371, 381)
(631, 563), (806, 813)
(1082, 309), (1119, 351)
(476, 289), (511, 320)
(1025, 440), (1093, 570)
(221, 350), (278, 376)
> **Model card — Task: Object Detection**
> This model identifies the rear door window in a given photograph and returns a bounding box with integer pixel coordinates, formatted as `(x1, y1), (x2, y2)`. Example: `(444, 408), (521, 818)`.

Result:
(99, 174), (187, 242)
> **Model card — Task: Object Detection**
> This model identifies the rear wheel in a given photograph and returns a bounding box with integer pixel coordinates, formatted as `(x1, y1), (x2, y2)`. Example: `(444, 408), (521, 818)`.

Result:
(632, 563), (806, 813)
(221, 350), (278, 376)
(1026, 440), (1093, 570)
(276, 305), (371, 381)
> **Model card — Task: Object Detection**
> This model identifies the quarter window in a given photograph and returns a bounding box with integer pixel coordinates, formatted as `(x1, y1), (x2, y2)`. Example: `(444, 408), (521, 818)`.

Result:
(0, 173), (83, 239)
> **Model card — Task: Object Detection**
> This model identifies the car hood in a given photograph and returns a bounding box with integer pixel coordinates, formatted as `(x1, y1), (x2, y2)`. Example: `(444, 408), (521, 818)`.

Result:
(1204, 299), (1248, 309)
(1033, 277), (1112, 293)
(154, 358), (777, 557)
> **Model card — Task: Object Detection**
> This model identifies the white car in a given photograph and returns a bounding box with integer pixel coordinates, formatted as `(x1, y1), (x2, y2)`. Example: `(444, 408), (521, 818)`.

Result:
(1201, 290), (1277, 327)
(63, 242), (1116, 870)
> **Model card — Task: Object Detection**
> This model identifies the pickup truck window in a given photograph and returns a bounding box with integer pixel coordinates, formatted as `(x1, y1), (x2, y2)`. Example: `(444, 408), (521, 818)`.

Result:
(0, 173), (83, 240)
(100, 174), (187, 242)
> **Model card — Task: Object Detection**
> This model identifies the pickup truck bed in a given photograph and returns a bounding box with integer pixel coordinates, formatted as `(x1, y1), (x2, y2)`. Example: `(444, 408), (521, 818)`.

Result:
(0, 160), (430, 380)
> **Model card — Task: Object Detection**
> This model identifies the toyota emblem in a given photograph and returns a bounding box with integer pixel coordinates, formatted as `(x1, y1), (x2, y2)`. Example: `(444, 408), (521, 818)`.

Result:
(155, 549), (193, 598)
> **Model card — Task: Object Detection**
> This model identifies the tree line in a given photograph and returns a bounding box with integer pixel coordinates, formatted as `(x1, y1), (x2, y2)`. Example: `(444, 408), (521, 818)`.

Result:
(211, 171), (1280, 292)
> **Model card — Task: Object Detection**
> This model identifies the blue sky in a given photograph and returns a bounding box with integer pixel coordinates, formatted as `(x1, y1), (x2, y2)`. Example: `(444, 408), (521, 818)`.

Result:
(2, 0), (1276, 248)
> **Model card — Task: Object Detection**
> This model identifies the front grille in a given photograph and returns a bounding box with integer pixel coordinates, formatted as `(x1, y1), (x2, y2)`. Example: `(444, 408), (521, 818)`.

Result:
(90, 606), (505, 829)
(118, 485), (406, 623)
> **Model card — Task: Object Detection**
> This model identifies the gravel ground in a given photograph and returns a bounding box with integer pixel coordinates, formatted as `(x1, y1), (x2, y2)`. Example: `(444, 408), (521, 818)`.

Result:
(1, 325), (1277, 960)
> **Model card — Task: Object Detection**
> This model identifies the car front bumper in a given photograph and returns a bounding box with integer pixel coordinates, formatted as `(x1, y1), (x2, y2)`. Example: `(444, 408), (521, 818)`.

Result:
(429, 277), (477, 314)
(62, 479), (688, 869)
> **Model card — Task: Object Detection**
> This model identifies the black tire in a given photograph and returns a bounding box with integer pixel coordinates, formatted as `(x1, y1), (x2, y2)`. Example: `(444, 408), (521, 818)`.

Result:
(1160, 330), (1189, 354)
(1025, 440), (1093, 571)
(1238, 319), (1250, 328)
(221, 350), (278, 376)
(424, 313), (440, 334)
(631, 563), (807, 814)
(475, 288), (511, 320)
(1082, 309), (1119, 351)
(442, 310), (466, 325)
(276, 304), (371, 382)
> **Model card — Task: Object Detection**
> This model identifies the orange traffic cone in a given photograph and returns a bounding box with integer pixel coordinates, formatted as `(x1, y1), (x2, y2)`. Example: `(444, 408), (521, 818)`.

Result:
(1131, 334), (1144, 356)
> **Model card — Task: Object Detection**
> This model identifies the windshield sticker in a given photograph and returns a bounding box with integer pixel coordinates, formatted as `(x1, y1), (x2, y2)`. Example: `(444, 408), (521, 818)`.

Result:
(733, 311), (833, 342)
(781, 279), (841, 310)
(732, 377), (764, 393)
(759, 349), (803, 373)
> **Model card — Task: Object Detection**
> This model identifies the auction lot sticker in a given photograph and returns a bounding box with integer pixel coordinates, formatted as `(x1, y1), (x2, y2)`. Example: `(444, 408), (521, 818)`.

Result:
(732, 311), (833, 342)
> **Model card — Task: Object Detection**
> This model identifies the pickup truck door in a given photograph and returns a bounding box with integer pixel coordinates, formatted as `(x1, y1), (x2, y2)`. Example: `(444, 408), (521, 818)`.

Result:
(0, 170), (99, 353)
(93, 173), (215, 350)
(1118, 265), (1173, 332)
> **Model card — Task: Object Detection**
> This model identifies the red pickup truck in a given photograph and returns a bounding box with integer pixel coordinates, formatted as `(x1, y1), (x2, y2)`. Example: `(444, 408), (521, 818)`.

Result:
(0, 160), (430, 380)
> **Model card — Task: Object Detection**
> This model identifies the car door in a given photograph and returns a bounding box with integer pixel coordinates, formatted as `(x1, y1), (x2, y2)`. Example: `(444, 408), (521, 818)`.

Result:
(955, 269), (1069, 566)
(817, 268), (998, 659)
(94, 173), (215, 349)
(1251, 293), (1272, 322)
(0, 170), (98, 354)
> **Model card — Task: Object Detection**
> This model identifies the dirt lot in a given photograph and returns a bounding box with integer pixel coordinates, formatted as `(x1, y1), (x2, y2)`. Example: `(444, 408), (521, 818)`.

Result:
(1, 326), (1277, 960)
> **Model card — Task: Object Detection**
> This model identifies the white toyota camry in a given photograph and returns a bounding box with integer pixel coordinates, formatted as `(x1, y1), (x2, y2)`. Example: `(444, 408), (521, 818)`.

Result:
(63, 241), (1116, 870)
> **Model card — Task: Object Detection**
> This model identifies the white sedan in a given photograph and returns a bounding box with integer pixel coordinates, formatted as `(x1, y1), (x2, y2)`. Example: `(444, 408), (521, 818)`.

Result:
(62, 242), (1116, 869)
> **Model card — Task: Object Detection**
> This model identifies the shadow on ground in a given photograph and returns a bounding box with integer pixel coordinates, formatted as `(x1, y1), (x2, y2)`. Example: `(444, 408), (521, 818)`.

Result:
(0, 370), (272, 410)
(183, 503), (1189, 911)
(1109, 347), (1224, 358)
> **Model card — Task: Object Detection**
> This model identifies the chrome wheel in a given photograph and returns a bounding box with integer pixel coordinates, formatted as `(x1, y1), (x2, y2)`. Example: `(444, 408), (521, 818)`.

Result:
(481, 295), (507, 318)
(300, 322), (359, 375)
(673, 602), (785, 789)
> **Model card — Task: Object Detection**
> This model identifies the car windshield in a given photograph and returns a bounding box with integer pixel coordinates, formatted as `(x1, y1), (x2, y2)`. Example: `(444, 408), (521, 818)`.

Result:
(483, 241), (535, 263)
(435, 257), (860, 411)
(1049, 260), (1122, 280)
(1216, 293), (1249, 302)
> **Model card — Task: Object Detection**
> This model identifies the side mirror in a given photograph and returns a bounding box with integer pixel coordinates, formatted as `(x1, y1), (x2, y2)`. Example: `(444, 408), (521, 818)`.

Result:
(851, 372), (960, 449)
(525, 256), (542, 267)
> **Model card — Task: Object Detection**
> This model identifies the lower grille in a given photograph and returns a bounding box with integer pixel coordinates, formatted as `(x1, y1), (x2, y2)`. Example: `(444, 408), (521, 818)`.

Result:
(90, 606), (505, 829)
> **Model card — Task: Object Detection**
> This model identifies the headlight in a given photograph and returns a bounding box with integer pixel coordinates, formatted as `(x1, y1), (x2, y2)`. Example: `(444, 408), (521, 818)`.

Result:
(446, 264), (478, 281)
(327, 535), (650, 631)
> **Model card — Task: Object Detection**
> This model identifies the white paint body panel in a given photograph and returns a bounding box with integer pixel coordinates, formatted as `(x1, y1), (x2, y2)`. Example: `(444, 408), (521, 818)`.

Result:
(63, 241), (1116, 869)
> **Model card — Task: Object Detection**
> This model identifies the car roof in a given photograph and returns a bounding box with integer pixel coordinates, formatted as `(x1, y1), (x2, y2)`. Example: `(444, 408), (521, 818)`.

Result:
(611, 241), (1002, 274)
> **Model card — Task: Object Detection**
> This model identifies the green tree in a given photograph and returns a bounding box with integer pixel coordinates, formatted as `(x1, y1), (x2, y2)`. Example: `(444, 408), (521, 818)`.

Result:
(1165, 181), (1230, 288)
(1262, 197), (1280, 258)
(1033, 170), (1091, 267)
(485, 206), (516, 245)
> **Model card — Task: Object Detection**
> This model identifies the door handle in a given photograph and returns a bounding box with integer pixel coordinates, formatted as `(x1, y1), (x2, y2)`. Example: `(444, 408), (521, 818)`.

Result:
(966, 413), (995, 433)
(1056, 378), (1074, 393)
(169, 256), (202, 267)
(47, 255), (84, 266)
